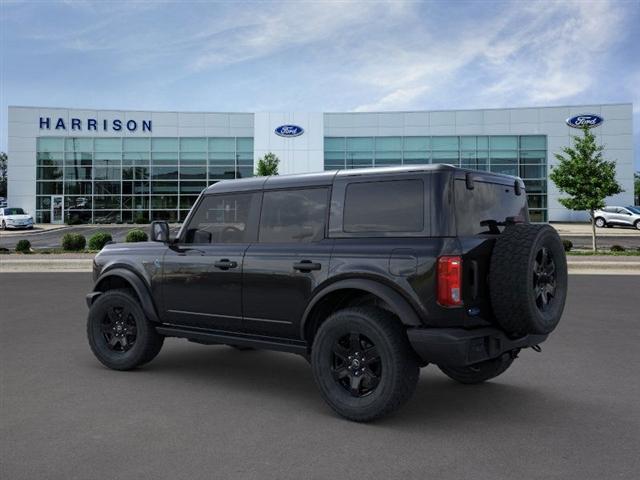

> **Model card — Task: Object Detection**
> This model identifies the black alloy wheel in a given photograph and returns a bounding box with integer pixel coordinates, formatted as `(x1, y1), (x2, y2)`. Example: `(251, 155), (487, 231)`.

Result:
(100, 305), (137, 352)
(311, 307), (419, 422)
(533, 247), (557, 312)
(331, 332), (382, 397)
(87, 289), (164, 370)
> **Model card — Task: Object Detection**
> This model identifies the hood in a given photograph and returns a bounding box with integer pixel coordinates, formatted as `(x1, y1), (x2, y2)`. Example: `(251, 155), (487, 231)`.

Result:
(4, 214), (32, 220)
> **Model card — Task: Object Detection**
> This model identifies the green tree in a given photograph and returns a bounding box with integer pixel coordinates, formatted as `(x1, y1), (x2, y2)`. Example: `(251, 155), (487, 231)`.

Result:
(0, 152), (7, 198)
(255, 152), (280, 176)
(549, 128), (623, 252)
(634, 172), (640, 205)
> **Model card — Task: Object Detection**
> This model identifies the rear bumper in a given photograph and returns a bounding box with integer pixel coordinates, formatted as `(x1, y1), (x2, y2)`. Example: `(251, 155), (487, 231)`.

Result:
(407, 327), (547, 367)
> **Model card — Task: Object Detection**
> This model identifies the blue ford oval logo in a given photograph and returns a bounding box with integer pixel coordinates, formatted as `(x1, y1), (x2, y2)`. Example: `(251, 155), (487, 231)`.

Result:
(566, 114), (604, 129)
(275, 125), (304, 137)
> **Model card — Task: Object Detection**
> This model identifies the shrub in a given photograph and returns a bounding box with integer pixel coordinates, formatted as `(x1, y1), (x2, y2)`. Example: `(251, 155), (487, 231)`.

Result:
(62, 233), (86, 251)
(125, 229), (148, 242)
(134, 214), (149, 224)
(561, 239), (573, 252)
(15, 239), (31, 253)
(610, 244), (625, 252)
(88, 232), (113, 251)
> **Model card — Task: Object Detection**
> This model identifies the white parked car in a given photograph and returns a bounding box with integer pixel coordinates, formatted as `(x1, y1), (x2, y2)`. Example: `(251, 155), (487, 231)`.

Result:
(0, 207), (35, 230)
(593, 206), (640, 230)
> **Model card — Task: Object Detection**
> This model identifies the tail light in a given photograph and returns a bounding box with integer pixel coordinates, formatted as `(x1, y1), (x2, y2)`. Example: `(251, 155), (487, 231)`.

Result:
(437, 256), (462, 307)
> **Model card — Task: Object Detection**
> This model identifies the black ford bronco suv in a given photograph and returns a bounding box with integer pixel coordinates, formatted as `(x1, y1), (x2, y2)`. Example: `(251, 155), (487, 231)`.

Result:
(86, 165), (567, 421)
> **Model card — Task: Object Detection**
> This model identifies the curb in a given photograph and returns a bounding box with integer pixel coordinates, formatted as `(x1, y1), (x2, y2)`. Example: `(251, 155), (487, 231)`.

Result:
(0, 259), (93, 273)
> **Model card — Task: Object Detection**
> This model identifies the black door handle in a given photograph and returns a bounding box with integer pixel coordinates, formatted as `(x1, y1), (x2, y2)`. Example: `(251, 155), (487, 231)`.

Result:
(293, 260), (321, 272)
(214, 259), (238, 270)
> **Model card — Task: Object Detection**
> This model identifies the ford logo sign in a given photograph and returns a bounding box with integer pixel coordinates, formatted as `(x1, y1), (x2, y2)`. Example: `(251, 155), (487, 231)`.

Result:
(566, 114), (604, 129)
(275, 125), (304, 137)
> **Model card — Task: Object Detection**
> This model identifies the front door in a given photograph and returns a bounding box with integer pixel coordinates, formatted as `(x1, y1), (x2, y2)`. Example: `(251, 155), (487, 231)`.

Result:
(51, 195), (63, 224)
(160, 192), (261, 331)
(242, 187), (332, 339)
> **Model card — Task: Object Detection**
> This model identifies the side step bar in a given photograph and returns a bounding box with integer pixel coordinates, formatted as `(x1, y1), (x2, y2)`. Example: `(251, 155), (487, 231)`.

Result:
(156, 325), (308, 355)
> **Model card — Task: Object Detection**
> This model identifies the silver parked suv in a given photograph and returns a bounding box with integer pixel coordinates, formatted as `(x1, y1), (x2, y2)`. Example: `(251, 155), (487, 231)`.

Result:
(593, 206), (640, 230)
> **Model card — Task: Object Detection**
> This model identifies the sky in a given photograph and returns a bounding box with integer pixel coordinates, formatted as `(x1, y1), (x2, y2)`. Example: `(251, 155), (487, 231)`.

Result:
(1, 0), (639, 168)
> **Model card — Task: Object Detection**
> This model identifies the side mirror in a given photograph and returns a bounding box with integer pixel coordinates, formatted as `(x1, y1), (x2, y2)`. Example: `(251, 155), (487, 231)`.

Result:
(150, 221), (170, 243)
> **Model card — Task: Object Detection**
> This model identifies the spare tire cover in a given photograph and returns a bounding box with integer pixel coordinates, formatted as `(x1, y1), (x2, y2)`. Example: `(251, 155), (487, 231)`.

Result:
(489, 224), (568, 335)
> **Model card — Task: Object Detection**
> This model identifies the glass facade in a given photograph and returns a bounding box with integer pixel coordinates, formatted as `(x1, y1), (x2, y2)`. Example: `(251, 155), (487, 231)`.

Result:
(324, 135), (547, 222)
(36, 137), (253, 223)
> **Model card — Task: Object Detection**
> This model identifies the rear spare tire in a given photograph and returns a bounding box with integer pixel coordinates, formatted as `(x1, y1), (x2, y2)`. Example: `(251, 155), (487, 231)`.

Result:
(489, 224), (567, 335)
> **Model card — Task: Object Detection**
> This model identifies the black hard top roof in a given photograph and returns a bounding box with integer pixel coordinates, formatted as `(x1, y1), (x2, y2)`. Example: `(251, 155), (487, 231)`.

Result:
(204, 164), (521, 194)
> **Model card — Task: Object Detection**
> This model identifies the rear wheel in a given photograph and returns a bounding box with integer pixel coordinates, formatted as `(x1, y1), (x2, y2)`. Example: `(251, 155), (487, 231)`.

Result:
(87, 289), (164, 370)
(594, 217), (606, 228)
(311, 307), (419, 422)
(635, 220), (640, 230)
(439, 352), (516, 384)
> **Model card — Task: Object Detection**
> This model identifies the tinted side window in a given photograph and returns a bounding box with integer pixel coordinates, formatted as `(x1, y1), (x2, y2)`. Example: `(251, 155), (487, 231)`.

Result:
(259, 188), (329, 243)
(343, 180), (424, 233)
(184, 193), (259, 244)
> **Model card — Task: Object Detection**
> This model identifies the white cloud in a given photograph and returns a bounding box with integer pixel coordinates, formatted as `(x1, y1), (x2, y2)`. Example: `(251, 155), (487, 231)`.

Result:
(350, 0), (633, 111)
(190, 1), (411, 71)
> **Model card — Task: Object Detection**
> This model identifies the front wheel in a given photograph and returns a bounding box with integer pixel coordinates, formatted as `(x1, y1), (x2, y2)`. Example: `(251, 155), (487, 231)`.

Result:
(1, 221), (5, 230)
(594, 217), (606, 228)
(311, 307), (419, 422)
(439, 353), (516, 384)
(87, 289), (164, 370)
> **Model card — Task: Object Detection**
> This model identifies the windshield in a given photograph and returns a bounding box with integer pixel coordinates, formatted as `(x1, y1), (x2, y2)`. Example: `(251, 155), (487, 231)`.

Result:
(4, 208), (25, 215)
(626, 206), (640, 214)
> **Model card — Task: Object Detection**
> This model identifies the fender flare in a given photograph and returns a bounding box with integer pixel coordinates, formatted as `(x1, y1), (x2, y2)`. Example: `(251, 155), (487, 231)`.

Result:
(300, 278), (422, 339)
(91, 268), (160, 323)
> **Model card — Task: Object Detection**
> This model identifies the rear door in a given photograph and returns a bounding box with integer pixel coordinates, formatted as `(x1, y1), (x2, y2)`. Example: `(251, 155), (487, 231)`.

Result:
(160, 192), (261, 331)
(242, 187), (333, 339)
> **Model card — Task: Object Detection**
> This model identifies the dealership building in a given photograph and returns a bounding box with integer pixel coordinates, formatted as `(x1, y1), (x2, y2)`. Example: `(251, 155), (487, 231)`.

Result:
(6, 103), (634, 224)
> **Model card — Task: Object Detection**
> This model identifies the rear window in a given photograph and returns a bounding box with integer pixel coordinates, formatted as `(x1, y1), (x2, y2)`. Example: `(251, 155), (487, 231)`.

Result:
(343, 180), (424, 233)
(455, 180), (529, 235)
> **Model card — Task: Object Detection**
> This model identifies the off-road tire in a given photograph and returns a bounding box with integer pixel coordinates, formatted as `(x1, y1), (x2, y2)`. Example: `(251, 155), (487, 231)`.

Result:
(311, 307), (419, 422)
(87, 289), (164, 370)
(490, 224), (568, 335)
(439, 352), (516, 384)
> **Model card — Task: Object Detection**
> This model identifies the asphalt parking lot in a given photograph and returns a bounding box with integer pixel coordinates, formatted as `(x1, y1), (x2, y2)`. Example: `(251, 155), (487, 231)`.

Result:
(1, 273), (639, 480)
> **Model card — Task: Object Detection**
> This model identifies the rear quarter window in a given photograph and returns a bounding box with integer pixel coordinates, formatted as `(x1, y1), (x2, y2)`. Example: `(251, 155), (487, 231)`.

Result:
(343, 179), (424, 233)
